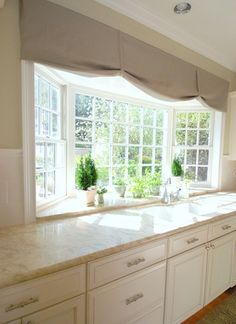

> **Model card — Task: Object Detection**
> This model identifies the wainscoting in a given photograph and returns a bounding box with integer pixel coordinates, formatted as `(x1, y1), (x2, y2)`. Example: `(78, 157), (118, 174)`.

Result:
(0, 149), (24, 227)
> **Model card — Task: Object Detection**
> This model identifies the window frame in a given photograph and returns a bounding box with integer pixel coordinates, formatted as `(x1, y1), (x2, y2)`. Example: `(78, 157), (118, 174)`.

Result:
(34, 66), (67, 207)
(68, 84), (172, 189)
(172, 107), (215, 186)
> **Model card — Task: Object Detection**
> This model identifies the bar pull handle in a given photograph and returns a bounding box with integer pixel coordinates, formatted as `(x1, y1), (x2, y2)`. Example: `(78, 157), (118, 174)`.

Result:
(127, 257), (145, 267)
(186, 237), (199, 244)
(222, 224), (231, 230)
(126, 293), (144, 305)
(5, 297), (39, 312)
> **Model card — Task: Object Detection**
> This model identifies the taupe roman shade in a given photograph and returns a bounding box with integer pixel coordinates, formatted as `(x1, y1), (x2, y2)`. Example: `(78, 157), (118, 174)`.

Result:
(20, 0), (229, 112)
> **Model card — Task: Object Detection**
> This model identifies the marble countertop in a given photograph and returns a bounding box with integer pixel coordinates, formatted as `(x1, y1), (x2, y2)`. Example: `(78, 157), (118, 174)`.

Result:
(1, 192), (236, 290)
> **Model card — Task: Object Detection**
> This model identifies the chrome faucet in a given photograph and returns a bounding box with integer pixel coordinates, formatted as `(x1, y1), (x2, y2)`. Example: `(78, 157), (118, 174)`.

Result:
(161, 178), (171, 204)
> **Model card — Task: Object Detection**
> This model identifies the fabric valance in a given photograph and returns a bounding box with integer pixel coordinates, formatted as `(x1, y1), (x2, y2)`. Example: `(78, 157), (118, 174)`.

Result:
(20, 0), (229, 112)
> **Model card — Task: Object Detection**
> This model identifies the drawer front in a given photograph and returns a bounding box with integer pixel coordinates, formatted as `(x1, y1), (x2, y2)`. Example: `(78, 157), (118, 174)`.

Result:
(88, 239), (167, 289)
(168, 225), (208, 257)
(22, 295), (85, 324)
(208, 215), (236, 240)
(0, 265), (85, 323)
(127, 304), (163, 324)
(88, 262), (166, 324)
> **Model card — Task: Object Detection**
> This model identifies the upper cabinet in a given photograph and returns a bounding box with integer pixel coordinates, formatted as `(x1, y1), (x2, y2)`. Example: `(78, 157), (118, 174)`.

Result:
(228, 92), (236, 160)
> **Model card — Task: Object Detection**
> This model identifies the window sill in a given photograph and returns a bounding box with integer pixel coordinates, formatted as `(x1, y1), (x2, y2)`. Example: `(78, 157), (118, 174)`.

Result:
(36, 188), (218, 221)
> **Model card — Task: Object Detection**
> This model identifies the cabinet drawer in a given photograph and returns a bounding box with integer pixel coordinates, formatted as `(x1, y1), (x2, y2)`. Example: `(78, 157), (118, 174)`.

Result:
(88, 262), (166, 324)
(168, 225), (208, 257)
(88, 239), (167, 289)
(208, 215), (236, 240)
(0, 265), (85, 323)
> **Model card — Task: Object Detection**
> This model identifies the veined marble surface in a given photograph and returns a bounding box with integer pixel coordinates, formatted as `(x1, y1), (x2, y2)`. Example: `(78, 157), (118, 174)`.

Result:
(0, 192), (236, 289)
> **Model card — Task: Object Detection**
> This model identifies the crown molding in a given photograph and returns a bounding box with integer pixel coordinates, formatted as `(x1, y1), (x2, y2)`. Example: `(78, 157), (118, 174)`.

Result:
(95, 0), (236, 72)
(0, 0), (5, 9)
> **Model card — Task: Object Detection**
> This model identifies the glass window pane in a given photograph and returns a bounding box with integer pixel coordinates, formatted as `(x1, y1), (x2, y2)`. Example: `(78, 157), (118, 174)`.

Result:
(113, 124), (126, 143)
(75, 144), (92, 157)
(198, 149), (209, 165)
(52, 113), (59, 138)
(46, 143), (55, 170)
(51, 86), (59, 111)
(46, 171), (55, 197)
(35, 107), (40, 136)
(186, 149), (197, 165)
(129, 126), (140, 144)
(75, 119), (92, 143)
(95, 98), (111, 122)
(156, 111), (164, 128)
(36, 143), (45, 170)
(176, 112), (187, 128)
(113, 102), (127, 122)
(186, 166), (196, 181)
(143, 127), (153, 145)
(199, 130), (209, 145)
(176, 130), (186, 145)
(128, 146), (139, 164)
(95, 122), (109, 143)
(156, 130), (163, 146)
(40, 79), (50, 108)
(55, 143), (65, 168)
(94, 144), (109, 166)
(36, 172), (45, 199)
(41, 110), (50, 137)
(197, 167), (208, 182)
(97, 167), (109, 186)
(112, 167), (126, 182)
(155, 148), (162, 164)
(143, 108), (154, 126)
(35, 75), (39, 106)
(200, 112), (211, 128)
(142, 166), (151, 175)
(75, 94), (93, 118)
(142, 147), (152, 164)
(187, 130), (197, 146)
(113, 146), (126, 165)
(128, 104), (141, 124)
(187, 112), (198, 128)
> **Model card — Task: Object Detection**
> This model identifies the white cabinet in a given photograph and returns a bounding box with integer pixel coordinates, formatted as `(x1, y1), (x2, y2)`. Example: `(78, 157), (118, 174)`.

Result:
(22, 295), (85, 324)
(165, 245), (207, 324)
(205, 232), (235, 304)
(88, 262), (166, 324)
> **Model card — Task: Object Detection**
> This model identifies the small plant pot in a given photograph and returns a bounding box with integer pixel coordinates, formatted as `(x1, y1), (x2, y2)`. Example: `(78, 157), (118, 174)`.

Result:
(77, 189), (97, 206)
(97, 193), (104, 205)
(171, 176), (182, 189)
(113, 185), (126, 198)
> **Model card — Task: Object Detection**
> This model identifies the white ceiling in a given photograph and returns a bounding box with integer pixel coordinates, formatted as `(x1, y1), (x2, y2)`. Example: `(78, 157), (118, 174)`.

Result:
(95, 0), (236, 72)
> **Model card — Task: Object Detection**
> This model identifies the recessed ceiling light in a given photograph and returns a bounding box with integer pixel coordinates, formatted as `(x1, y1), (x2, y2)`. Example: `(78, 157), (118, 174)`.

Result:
(174, 2), (191, 14)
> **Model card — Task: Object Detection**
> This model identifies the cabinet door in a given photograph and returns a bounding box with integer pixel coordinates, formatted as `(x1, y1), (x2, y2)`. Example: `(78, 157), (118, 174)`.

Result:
(88, 262), (166, 324)
(233, 239), (236, 287)
(22, 295), (85, 324)
(165, 245), (207, 324)
(205, 232), (235, 305)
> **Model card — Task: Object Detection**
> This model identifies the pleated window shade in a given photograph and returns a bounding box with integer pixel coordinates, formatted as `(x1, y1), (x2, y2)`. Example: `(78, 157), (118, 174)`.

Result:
(20, 0), (229, 112)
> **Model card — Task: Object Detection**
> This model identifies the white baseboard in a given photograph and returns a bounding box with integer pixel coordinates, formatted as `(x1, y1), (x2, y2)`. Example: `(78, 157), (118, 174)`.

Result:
(0, 149), (25, 227)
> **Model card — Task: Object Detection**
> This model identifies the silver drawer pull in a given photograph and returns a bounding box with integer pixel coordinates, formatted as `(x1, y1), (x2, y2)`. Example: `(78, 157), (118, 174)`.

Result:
(186, 237), (199, 244)
(5, 297), (39, 313)
(126, 293), (144, 305)
(222, 224), (231, 230)
(127, 257), (145, 267)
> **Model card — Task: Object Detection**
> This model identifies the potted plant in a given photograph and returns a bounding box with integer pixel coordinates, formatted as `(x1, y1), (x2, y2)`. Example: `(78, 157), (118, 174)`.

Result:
(145, 171), (162, 196)
(129, 176), (148, 198)
(171, 157), (183, 189)
(113, 177), (127, 197)
(96, 186), (107, 205)
(75, 155), (98, 206)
